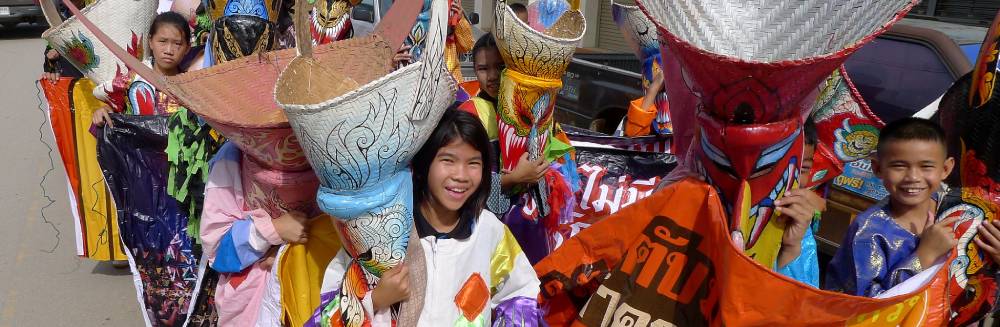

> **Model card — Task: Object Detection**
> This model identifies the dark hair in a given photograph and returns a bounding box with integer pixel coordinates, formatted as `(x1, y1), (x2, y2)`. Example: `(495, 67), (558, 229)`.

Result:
(877, 117), (947, 156)
(150, 11), (192, 46)
(509, 3), (527, 13)
(804, 118), (817, 146)
(412, 106), (494, 221)
(471, 33), (499, 65)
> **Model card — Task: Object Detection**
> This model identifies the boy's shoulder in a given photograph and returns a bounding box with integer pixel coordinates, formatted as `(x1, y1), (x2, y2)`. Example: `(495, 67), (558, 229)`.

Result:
(852, 200), (893, 226)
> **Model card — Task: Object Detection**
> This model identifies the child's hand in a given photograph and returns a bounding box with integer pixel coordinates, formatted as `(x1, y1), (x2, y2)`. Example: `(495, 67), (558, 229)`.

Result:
(774, 189), (823, 268)
(46, 49), (60, 60)
(501, 153), (549, 188)
(393, 45), (413, 69)
(450, 1), (464, 20)
(372, 264), (410, 311)
(273, 211), (309, 244)
(974, 220), (1000, 264)
(258, 247), (279, 271)
(916, 211), (959, 268)
(92, 106), (114, 128)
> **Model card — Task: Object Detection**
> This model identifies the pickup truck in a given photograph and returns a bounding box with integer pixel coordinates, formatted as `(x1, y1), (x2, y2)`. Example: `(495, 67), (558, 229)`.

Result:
(554, 51), (643, 135)
(0, 0), (44, 29)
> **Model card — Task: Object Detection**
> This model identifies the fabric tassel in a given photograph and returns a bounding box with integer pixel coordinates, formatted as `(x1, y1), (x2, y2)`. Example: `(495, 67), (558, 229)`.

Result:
(166, 107), (222, 241)
(492, 296), (547, 327)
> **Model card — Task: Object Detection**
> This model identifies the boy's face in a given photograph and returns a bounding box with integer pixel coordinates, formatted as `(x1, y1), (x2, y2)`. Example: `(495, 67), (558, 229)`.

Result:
(874, 139), (954, 209)
(474, 48), (504, 98)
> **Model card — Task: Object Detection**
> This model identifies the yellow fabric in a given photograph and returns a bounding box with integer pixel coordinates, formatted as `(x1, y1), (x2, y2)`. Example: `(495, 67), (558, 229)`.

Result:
(625, 98), (655, 137)
(742, 178), (793, 269)
(279, 215), (342, 326)
(504, 69), (562, 90)
(447, 16), (475, 81)
(72, 78), (126, 261)
(468, 97), (499, 141)
(488, 228), (523, 294)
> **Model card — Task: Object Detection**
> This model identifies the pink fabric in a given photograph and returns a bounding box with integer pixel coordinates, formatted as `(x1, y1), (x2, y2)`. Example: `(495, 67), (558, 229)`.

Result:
(200, 156), (280, 326)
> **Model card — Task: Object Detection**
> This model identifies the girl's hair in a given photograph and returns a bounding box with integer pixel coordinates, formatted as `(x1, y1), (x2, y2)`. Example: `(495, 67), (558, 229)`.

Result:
(150, 11), (192, 45)
(412, 106), (494, 221)
(471, 33), (498, 65)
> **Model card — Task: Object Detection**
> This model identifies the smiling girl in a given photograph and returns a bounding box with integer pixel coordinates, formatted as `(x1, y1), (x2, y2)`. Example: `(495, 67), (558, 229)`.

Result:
(309, 109), (544, 326)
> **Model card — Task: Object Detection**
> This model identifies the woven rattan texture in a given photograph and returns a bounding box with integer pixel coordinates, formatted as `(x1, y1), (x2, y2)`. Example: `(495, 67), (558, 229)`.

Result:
(493, 0), (585, 80)
(165, 35), (392, 128)
(276, 0), (454, 191)
(641, 0), (916, 62)
(43, 0), (157, 85)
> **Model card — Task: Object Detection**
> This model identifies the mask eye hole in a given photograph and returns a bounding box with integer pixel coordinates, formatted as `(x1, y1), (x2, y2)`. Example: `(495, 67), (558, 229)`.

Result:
(749, 164), (775, 179)
(700, 129), (738, 179)
(754, 127), (802, 172)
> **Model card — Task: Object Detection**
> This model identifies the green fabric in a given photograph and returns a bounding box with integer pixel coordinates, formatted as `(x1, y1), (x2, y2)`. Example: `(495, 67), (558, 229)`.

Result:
(166, 107), (221, 242)
(545, 133), (573, 162)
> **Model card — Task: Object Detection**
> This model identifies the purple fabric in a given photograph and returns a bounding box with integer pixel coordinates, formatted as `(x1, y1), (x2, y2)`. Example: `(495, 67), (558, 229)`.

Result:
(501, 204), (550, 264)
(492, 296), (547, 327)
(96, 114), (206, 325)
(304, 289), (341, 327)
(825, 201), (924, 297)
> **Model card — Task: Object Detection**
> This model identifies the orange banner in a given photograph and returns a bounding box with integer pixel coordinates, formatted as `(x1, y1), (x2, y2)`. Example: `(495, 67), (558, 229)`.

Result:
(535, 178), (950, 326)
(40, 77), (125, 261)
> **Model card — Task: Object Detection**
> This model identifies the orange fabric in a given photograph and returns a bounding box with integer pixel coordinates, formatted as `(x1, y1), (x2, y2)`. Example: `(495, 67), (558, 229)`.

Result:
(624, 98), (656, 137)
(41, 77), (125, 261)
(455, 273), (490, 321)
(460, 80), (481, 97)
(535, 178), (951, 326)
(41, 78), (81, 214)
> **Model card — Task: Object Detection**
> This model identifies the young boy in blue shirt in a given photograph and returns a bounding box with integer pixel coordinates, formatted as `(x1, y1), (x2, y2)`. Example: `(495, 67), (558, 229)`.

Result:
(826, 118), (959, 297)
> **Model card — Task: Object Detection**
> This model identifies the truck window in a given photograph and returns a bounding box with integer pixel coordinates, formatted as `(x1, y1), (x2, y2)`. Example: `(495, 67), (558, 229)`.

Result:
(844, 38), (954, 123)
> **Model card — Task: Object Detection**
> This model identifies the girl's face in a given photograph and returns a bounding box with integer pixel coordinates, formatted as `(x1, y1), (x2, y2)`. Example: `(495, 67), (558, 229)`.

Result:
(150, 25), (189, 74)
(474, 48), (503, 98)
(425, 139), (484, 214)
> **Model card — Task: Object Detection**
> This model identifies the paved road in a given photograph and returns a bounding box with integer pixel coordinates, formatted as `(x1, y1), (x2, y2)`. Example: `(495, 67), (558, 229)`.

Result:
(0, 24), (143, 326)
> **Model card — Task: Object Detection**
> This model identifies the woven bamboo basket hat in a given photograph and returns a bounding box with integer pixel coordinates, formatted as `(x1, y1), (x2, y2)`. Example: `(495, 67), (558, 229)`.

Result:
(638, 0), (918, 125)
(162, 36), (390, 172)
(611, 1), (658, 63)
(42, 0), (158, 85)
(493, 0), (585, 80)
(274, 0), (453, 271)
(274, 0), (454, 197)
